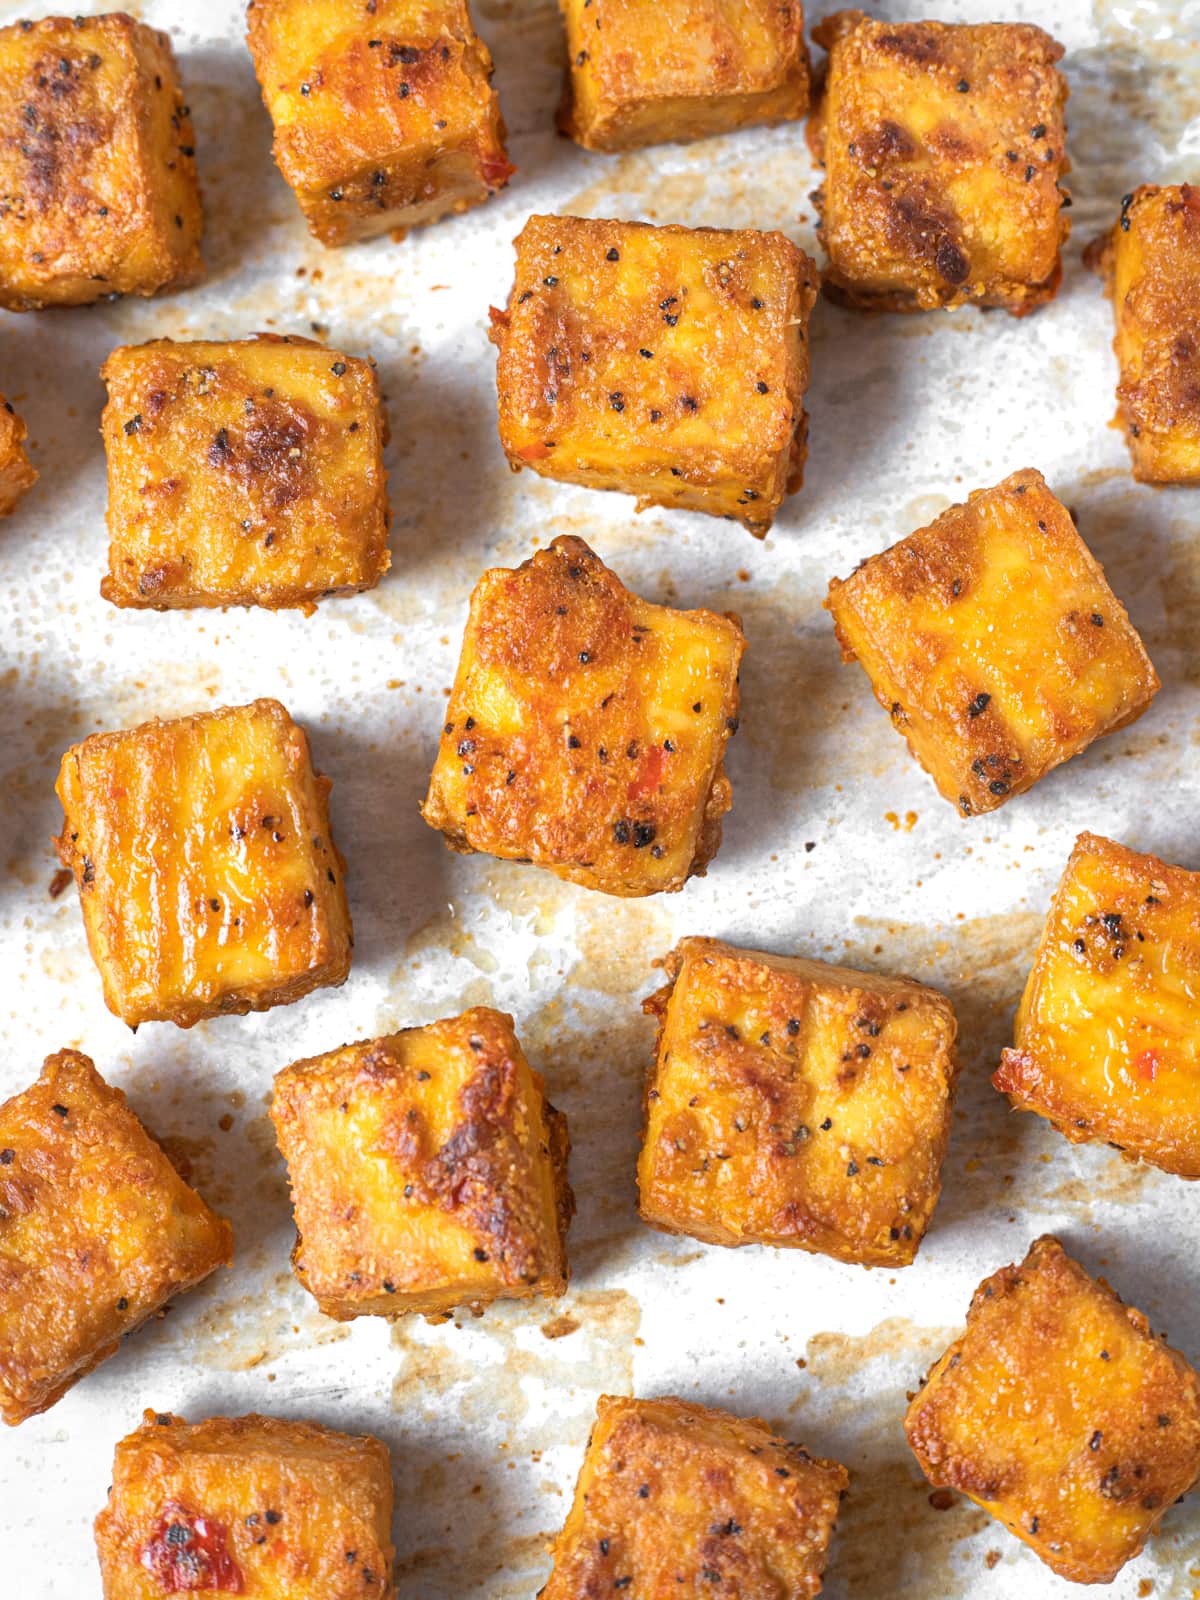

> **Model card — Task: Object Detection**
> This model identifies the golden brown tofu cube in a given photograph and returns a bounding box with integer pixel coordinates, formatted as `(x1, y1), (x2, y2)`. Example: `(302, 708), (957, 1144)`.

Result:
(827, 468), (1159, 817)
(95, 1410), (394, 1599)
(639, 937), (959, 1267)
(0, 393), (36, 514)
(995, 832), (1200, 1178)
(906, 1235), (1200, 1584)
(246, 0), (512, 247)
(55, 699), (352, 1028)
(100, 335), (391, 612)
(0, 13), (203, 311)
(1089, 184), (1200, 483)
(272, 1008), (571, 1321)
(559, 0), (810, 153)
(0, 1051), (231, 1427)
(809, 11), (1069, 314)
(542, 1395), (847, 1597)
(490, 214), (817, 535)
(422, 536), (745, 897)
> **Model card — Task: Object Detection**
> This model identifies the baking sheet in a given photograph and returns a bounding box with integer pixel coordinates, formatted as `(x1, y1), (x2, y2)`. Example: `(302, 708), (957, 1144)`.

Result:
(2, 0), (1200, 1594)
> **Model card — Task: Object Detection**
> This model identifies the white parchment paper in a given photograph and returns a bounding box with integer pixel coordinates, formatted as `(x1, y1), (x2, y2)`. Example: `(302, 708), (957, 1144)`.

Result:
(2, 1), (1199, 1594)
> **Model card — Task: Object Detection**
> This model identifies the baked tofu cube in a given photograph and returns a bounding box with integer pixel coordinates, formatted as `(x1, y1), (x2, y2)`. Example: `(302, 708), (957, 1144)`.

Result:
(55, 699), (352, 1028)
(271, 1008), (572, 1320)
(0, 1050), (231, 1427)
(490, 214), (817, 535)
(100, 335), (391, 612)
(246, 0), (512, 247)
(0, 13), (203, 311)
(827, 468), (1159, 817)
(541, 1395), (847, 1597)
(1089, 184), (1200, 483)
(996, 832), (1200, 1178)
(559, 0), (810, 153)
(422, 536), (745, 897)
(906, 1235), (1200, 1584)
(95, 1410), (394, 1598)
(0, 394), (36, 514)
(809, 12), (1069, 314)
(639, 937), (959, 1267)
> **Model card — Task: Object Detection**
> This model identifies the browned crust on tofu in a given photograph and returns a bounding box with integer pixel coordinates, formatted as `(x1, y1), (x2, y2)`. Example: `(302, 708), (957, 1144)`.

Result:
(808, 11), (1069, 315)
(54, 698), (353, 1028)
(540, 1394), (847, 1598)
(905, 1236), (1200, 1584)
(422, 535), (745, 897)
(95, 1410), (394, 1598)
(0, 12), (204, 310)
(0, 394), (37, 513)
(0, 1051), (232, 1427)
(558, 0), (810, 153)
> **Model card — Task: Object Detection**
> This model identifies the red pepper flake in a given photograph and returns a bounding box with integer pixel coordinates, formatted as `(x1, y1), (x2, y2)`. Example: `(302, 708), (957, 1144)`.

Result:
(1133, 1049), (1160, 1083)
(140, 1505), (244, 1592)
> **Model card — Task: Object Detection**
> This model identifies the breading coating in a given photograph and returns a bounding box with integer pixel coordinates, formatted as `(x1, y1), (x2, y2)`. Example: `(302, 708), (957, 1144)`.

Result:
(0, 394), (37, 514)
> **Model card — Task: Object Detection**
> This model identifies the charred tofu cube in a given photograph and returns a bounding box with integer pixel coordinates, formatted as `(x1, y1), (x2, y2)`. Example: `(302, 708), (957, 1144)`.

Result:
(0, 13), (203, 310)
(639, 937), (959, 1266)
(906, 1235), (1200, 1583)
(490, 214), (817, 535)
(809, 12), (1069, 314)
(422, 536), (745, 897)
(246, 0), (512, 247)
(55, 699), (352, 1028)
(0, 394), (36, 514)
(95, 1410), (394, 1598)
(827, 469), (1159, 816)
(0, 1051), (231, 1427)
(271, 1008), (572, 1320)
(1089, 184), (1200, 483)
(541, 1395), (846, 1597)
(996, 832), (1200, 1177)
(559, 0), (810, 153)
(100, 335), (391, 612)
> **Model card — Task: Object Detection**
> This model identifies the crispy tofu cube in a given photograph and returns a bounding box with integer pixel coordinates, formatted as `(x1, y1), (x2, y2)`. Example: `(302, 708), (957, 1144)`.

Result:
(542, 1395), (846, 1597)
(0, 13), (203, 311)
(0, 1051), (231, 1427)
(809, 11), (1069, 314)
(95, 1410), (394, 1599)
(639, 937), (959, 1266)
(422, 536), (745, 897)
(827, 468), (1159, 816)
(559, 0), (810, 153)
(996, 832), (1200, 1178)
(246, 0), (512, 247)
(100, 335), (391, 612)
(0, 393), (36, 514)
(55, 699), (352, 1028)
(906, 1235), (1200, 1583)
(490, 214), (817, 535)
(272, 1008), (572, 1320)
(1089, 184), (1200, 483)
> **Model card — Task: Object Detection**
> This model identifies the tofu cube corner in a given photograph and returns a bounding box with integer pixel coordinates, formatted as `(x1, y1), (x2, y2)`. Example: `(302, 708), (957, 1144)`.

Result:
(0, 394), (37, 514)
(55, 699), (353, 1027)
(0, 12), (203, 310)
(905, 1235), (1200, 1583)
(0, 1050), (231, 1427)
(100, 334), (391, 612)
(271, 1008), (572, 1320)
(826, 468), (1159, 816)
(95, 1411), (394, 1598)
(490, 214), (817, 534)
(422, 535), (745, 897)
(638, 937), (959, 1266)
(996, 831), (1200, 1178)
(559, 0), (810, 153)
(809, 11), (1069, 314)
(1089, 183), (1200, 483)
(540, 1395), (847, 1598)
(246, 0), (512, 247)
